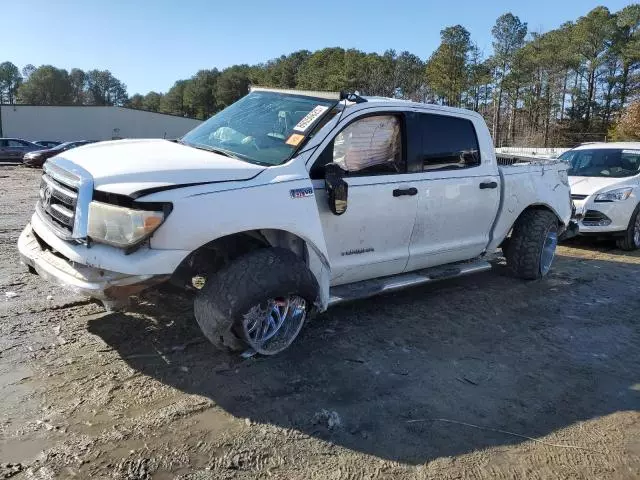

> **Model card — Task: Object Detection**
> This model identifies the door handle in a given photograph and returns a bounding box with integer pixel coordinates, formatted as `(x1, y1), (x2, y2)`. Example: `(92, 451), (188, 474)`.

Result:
(479, 181), (498, 189)
(393, 187), (418, 197)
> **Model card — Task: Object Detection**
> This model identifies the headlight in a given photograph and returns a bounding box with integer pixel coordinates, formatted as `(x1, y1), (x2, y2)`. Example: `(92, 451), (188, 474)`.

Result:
(594, 187), (633, 202)
(87, 201), (167, 247)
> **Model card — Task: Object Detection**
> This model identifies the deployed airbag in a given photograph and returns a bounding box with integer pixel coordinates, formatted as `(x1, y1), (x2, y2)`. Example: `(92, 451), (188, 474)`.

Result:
(333, 116), (401, 172)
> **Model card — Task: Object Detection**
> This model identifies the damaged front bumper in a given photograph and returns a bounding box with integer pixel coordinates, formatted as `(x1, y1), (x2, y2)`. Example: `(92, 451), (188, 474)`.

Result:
(18, 222), (169, 301)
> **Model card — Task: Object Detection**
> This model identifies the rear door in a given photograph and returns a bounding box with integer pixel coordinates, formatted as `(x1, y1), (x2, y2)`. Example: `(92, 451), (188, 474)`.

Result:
(405, 113), (500, 271)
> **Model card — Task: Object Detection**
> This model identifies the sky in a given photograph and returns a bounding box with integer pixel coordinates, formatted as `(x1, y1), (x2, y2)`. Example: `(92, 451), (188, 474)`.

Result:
(4, 0), (636, 95)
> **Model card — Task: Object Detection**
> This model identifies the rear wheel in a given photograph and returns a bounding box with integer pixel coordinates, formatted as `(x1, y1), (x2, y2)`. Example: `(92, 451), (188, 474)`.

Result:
(505, 209), (559, 280)
(193, 248), (319, 355)
(615, 206), (640, 251)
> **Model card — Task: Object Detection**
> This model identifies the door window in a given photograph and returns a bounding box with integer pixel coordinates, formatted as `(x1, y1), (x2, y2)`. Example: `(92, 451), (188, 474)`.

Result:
(311, 114), (404, 178)
(420, 114), (480, 171)
(7, 139), (29, 147)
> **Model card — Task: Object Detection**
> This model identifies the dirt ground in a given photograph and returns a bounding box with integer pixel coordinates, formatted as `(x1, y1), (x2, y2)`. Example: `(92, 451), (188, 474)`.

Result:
(0, 164), (638, 479)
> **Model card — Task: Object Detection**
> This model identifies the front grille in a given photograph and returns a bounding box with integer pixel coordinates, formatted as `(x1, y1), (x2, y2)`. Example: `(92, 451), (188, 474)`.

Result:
(582, 209), (611, 226)
(38, 172), (79, 236)
(571, 194), (588, 200)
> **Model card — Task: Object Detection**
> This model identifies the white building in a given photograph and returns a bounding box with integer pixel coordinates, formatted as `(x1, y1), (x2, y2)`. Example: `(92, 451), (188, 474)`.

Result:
(0, 105), (202, 142)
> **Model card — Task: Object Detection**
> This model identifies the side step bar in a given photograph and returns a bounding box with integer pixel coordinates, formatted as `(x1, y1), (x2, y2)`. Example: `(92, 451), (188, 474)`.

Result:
(328, 260), (492, 307)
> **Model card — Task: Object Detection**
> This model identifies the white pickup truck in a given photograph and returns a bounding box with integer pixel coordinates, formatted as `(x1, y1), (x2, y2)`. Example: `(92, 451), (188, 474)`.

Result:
(18, 87), (572, 355)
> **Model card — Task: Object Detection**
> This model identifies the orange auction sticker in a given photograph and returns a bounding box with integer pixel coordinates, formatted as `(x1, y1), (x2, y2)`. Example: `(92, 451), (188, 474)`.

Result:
(286, 134), (305, 146)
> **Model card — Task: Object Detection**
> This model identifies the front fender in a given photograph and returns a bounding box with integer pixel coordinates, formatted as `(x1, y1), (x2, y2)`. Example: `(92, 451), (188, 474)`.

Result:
(142, 157), (332, 309)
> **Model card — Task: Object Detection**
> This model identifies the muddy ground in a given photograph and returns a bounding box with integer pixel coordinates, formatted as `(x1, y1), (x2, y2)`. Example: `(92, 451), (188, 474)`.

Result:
(0, 164), (638, 479)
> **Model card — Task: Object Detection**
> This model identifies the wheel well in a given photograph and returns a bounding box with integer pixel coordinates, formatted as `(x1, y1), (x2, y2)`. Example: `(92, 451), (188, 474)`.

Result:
(170, 229), (309, 288)
(500, 205), (562, 248)
(518, 205), (563, 226)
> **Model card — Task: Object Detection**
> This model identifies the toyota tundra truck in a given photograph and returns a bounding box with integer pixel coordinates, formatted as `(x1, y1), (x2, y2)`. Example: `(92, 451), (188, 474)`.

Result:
(18, 87), (572, 355)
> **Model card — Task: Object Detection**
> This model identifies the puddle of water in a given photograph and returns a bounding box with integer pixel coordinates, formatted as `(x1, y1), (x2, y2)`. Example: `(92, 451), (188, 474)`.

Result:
(0, 435), (51, 464)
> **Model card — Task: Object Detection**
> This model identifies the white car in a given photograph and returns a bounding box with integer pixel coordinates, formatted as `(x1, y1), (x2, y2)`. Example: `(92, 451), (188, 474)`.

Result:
(560, 143), (640, 250)
(18, 87), (572, 355)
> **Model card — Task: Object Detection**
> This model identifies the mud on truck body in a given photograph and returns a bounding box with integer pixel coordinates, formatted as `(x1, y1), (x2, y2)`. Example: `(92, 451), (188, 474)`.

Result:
(19, 87), (573, 355)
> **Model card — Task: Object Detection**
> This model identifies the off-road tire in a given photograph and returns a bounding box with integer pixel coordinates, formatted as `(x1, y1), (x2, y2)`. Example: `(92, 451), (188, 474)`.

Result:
(505, 209), (558, 280)
(193, 248), (319, 353)
(615, 205), (640, 251)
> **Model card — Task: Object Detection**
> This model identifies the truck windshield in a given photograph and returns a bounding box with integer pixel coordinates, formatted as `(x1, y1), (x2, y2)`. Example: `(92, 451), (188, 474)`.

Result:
(560, 148), (640, 178)
(180, 91), (336, 166)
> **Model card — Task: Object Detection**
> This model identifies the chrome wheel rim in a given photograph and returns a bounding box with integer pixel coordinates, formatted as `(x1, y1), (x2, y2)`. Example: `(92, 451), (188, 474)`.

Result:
(540, 227), (558, 276)
(634, 215), (640, 248)
(242, 296), (307, 355)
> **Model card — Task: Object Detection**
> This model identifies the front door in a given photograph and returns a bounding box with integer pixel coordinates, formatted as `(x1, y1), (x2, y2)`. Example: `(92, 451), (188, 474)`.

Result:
(310, 113), (418, 286)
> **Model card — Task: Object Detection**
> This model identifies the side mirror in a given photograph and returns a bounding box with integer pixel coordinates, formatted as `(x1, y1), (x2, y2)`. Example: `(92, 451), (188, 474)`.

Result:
(324, 163), (348, 215)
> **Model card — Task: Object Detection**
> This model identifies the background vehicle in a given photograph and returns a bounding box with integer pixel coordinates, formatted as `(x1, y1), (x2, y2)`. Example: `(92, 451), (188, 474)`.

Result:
(34, 140), (62, 149)
(18, 88), (571, 356)
(560, 142), (640, 250)
(23, 140), (97, 167)
(0, 138), (41, 162)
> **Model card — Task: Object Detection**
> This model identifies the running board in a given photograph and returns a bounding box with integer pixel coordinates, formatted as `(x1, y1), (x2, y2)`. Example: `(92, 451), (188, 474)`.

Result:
(328, 260), (492, 307)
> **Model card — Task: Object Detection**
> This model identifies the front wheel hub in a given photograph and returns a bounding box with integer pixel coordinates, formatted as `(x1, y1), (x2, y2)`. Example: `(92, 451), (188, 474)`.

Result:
(242, 295), (307, 355)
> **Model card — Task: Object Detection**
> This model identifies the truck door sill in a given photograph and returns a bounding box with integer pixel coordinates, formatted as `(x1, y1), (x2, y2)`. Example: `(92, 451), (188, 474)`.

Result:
(328, 260), (492, 307)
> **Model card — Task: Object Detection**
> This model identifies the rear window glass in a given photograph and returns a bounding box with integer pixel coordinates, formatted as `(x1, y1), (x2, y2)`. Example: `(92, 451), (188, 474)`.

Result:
(420, 114), (480, 171)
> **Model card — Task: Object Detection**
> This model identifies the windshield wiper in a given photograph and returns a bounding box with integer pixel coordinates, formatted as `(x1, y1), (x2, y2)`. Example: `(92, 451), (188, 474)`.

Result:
(179, 140), (271, 166)
(181, 141), (239, 158)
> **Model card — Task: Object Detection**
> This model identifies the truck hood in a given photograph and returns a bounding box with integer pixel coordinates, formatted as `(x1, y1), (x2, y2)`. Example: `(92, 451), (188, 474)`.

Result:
(54, 139), (265, 196)
(568, 175), (633, 196)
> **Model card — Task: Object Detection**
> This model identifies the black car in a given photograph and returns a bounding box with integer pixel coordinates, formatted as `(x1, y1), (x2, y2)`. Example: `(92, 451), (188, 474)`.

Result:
(23, 140), (98, 168)
(34, 140), (62, 149)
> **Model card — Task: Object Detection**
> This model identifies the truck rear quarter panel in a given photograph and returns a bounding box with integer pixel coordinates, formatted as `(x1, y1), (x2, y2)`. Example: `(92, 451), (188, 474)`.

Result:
(487, 164), (572, 253)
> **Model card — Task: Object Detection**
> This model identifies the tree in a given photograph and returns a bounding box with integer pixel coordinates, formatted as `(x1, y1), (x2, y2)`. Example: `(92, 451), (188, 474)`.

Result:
(143, 91), (163, 112)
(466, 45), (492, 112)
(85, 70), (128, 106)
(21, 64), (36, 81)
(69, 68), (86, 104)
(572, 7), (616, 126)
(425, 25), (472, 107)
(609, 100), (640, 140)
(183, 69), (219, 119)
(0, 62), (21, 103)
(261, 50), (311, 88)
(215, 66), (251, 109)
(491, 13), (528, 144)
(17, 65), (73, 105)
(296, 48), (348, 91)
(394, 51), (424, 100)
(160, 80), (188, 115)
(614, 4), (640, 109)
(127, 93), (144, 110)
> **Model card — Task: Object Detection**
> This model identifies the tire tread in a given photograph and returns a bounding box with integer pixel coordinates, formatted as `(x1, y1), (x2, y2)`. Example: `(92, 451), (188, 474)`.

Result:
(505, 209), (558, 280)
(193, 248), (318, 352)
